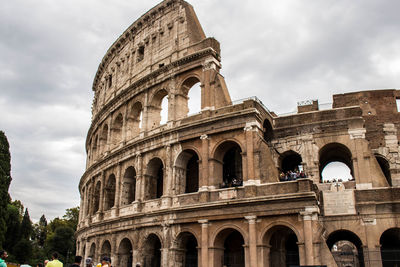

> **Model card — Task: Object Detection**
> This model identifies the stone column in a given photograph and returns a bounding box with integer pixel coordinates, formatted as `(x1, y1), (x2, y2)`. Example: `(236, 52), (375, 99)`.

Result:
(198, 220), (209, 267)
(245, 216), (258, 267)
(200, 134), (209, 191)
(115, 163), (122, 216)
(136, 154), (143, 201)
(300, 207), (318, 266)
(244, 123), (256, 183)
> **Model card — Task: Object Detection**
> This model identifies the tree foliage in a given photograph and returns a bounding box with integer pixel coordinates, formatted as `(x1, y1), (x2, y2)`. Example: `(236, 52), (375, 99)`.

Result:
(0, 130), (12, 248)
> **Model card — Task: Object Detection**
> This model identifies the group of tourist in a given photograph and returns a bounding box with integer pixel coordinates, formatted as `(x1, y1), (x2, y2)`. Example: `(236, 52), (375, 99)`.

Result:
(0, 251), (144, 267)
(279, 169), (307, 181)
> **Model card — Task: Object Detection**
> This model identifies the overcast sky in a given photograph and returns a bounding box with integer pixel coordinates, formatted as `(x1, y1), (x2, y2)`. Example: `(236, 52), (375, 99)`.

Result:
(1, 0), (400, 221)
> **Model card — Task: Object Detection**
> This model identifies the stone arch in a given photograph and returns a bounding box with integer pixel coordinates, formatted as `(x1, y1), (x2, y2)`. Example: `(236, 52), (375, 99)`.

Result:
(126, 101), (143, 139)
(142, 233), (162, 267)
(149, 89), (169, 129)
(174, 231), (199, 267)
(263, 119), (274, 142)
(262, 225), (300, 267)
(99, 124), (109, 154)
(380, 227), (400, 267)
(144, 158), (164, 200)
(176, 76), (202, 119)
(92, 134), (98, 160)
(104, 174), (116, 210)
(118, 238), (133, 267)
(86, 185), (92, 216)
(319, 142), (354, 182)
(279, 150), (304, 181)
(326, 229), (365, 267)
(111, 113), (124, 146)
(175, 149), (200, 194)
(93, 181), (101, 214)
(101, 239), (112, 258)
(122, 166), (137, 205)
(213, 227), (246, 267)
(375, 154), (392, 186)
(213, 140), (244, 188)
(89, 242), (96, 258)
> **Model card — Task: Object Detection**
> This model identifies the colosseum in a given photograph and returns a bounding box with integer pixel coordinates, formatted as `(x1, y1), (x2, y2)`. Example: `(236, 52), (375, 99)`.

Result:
(76, 1), (400, 266)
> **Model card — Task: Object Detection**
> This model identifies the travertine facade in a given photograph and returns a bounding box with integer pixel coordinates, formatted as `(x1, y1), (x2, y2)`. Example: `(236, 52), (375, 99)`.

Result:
(76, 1), (400, 266)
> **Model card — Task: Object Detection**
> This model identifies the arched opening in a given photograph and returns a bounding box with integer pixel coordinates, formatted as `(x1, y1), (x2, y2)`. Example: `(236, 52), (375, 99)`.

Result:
(215, 141), (243, 188)
(150, 90), (169, 129)
(182, 77), (202, 116)
(263, 119), (274, 142)
(118, 238), (133, 267)
(319, 143), (354, 182)
(127, 102), (143, 139)
(143, 234), (162, 267)
(93, 181), (101, 214)
(263, 225), (299, 267)
(92, 134), (98, 159)
(89, 243), (96, 258)
(112, 113), (123, 146)
(104, 174), (116, 210)
(326, 230), (364, 267)
(214, 228), (245, 267)
(175, 150), (200, 194)
(86, 186), (92, 216)
(380, 228), (400, 267)
(122, 167), (136, 205)
(175, 232), (198, 267)
(375, 155), (392, 186)
(100, 124), (108, 154)
(279, 151), (305, 181)
(101, 240), (112, 258)
(160, 96), (168, 125)
(145, 158), (164, 200)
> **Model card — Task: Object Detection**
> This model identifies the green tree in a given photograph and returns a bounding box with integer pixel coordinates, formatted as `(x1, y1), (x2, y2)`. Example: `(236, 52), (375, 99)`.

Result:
(46, 226), (75, 260)
(63, 206), (79, 230)
(20, 208), (33, 240)
(13, 239), (33, 264)
(37, 215), (48, 247)
(0, 130), (12, 248)
(4, 202), (21, 252)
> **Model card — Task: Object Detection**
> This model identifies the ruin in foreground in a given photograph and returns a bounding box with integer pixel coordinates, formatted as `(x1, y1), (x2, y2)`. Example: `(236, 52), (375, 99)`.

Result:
(76, 1), (400, 266)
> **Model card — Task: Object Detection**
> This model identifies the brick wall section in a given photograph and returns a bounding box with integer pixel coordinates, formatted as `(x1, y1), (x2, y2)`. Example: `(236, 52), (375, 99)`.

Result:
(333, 89), (400, 149)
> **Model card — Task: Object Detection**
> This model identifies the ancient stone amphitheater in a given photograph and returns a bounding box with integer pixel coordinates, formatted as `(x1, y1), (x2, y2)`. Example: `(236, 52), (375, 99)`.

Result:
(76, 1), (400, 266)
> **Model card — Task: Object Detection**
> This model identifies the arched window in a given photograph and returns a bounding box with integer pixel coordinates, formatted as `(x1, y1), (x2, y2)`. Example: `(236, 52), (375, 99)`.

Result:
(99, 124), (108, 154)
(380, 228), (400, 267)
(375, 155), (392, 186)
(279, 151), (305, 181)
(145, 158), (164, 200)
(263, 119), (274, 142)
(319, 143), (354, 182)
(92, 134), (98, 159)
(264, 226), (299, 267)
(122, 167), (136, 205)
(326, 230), (364, 267)
(104, 174), (116, 210)
(150, 90), (168, 128)
(89, 243), (96, 258)
(111, 113), (123, 146)
(175, 149), (200, 194)
(214, 229), (245, 267)
(118, 238), (133, 267)
(93, 181), (101, 214)
(127, 102), (143, 139)
(214, 141), (243, 188)
(175, 232), (198, 267)
(101, 240), (112, 258)
(143, 234), (161, 267)
(183, 77), (202, 116)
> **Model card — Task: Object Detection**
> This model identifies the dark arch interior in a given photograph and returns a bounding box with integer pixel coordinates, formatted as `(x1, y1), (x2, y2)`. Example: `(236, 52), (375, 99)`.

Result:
(223, 230), (245, 267)
(146, 158), (164, 199)
(123, 166), (136, 205)
(319, 143), (353, 182)
(380, 228), (400, 267)
(281, 151), (302, 173)
(268, 226), (299, 267)
(326, 230), (364, 267)
(118, 238), (133, 267)
(93, 182), (101, 213)
(101, 240), (111, 258)
(185, 151), (199, 193)
(104, 175), (116, 210)
(144, 234), (162, 267)
(376, 155), (392, 186)
(178, 233), (198, 267)
(222, 144), (243, 188)
(263, 119), (274, 142)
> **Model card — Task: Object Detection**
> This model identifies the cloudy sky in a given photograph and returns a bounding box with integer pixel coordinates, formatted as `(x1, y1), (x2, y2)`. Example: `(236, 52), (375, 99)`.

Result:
(1, 0), (400, 221)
